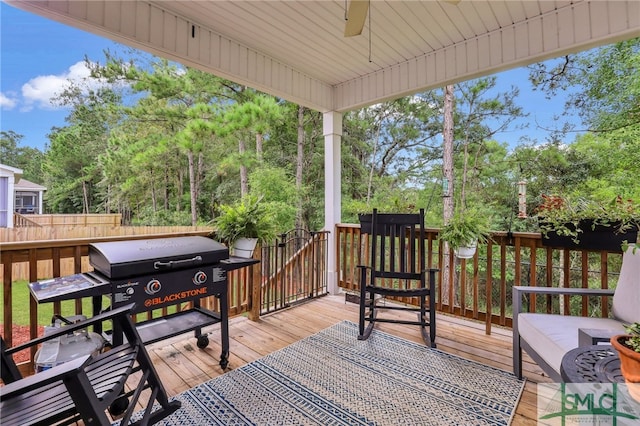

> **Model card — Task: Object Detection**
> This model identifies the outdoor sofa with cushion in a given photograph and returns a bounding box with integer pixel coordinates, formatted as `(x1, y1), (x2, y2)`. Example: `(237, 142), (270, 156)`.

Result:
(512, 246), (640, 380)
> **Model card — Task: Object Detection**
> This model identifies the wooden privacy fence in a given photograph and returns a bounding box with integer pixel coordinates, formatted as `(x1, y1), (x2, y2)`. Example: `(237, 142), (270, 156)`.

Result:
(336, 224), (625, 335)
(13, 213), (122, 228)
(1, 224), (214, 243)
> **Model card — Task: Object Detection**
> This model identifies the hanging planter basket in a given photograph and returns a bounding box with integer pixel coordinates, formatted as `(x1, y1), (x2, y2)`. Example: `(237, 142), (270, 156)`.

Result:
(453, 243), (477, 259)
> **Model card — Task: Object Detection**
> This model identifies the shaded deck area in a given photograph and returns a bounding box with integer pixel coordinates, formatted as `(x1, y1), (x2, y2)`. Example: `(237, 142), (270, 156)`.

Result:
(146, 294), (548, 425)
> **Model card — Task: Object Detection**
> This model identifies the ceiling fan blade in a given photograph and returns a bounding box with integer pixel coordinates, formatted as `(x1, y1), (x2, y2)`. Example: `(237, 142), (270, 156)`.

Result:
(344, 0), (369, 37)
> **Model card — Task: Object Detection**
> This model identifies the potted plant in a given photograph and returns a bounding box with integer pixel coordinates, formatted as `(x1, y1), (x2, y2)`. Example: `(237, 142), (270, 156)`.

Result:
(610, 322), (640, 402)
(536, 194), (640, 251)
(212, 195), (277, 258)
(439, 206), (491, 259)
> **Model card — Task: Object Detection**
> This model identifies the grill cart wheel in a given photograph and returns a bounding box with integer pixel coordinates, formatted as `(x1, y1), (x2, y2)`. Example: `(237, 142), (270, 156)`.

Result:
(197, 335), (210, 349)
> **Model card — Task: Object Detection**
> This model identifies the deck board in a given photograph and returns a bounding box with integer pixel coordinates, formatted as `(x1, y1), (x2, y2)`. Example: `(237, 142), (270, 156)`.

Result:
(145, 294), (549, 423)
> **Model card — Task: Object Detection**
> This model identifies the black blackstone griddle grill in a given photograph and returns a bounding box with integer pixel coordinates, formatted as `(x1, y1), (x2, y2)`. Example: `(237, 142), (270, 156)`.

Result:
(29, 236), (258, 369)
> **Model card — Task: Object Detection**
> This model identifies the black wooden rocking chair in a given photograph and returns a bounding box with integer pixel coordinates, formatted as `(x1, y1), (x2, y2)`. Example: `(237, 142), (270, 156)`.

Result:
(1, 303), (181, 426)
(358, 209), (438, 347)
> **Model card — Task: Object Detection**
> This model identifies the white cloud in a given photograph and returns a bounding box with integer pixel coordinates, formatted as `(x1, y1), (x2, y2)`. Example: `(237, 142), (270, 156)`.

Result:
(0, 92), (18, 110)
(20, 61), (97, 111)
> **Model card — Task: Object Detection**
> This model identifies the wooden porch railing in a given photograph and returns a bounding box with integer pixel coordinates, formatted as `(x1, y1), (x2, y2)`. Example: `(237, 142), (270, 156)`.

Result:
(336, 224), (625, 335)
(0, 231), (259, 352)
(1, 225), (626, 369)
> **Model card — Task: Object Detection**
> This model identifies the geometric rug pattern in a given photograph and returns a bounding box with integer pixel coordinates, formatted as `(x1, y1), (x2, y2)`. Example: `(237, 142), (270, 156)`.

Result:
(140, 321), (525, 425)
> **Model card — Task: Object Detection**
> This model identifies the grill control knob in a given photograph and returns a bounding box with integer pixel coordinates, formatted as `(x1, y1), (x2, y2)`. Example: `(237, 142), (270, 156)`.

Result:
(145, 279), (162, 295)
(193, 271), (207, 285)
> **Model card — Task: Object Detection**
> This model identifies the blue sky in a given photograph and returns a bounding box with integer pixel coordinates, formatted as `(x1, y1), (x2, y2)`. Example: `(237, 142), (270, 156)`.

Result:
(1, 2), (578, 152)
(1, 2), (127, 151)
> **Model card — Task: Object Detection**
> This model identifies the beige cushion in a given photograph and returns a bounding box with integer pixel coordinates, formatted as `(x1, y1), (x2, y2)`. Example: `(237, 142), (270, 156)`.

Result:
(612, 247), (640, 324)
(518, 313), (626, 374)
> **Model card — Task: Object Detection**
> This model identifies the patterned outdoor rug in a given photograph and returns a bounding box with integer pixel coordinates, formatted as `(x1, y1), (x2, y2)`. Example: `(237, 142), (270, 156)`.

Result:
(144, 321), (525, 425)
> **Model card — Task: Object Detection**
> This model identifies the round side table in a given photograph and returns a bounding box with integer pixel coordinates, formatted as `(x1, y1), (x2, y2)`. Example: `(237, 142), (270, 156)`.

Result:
(560, 345), (623, 383)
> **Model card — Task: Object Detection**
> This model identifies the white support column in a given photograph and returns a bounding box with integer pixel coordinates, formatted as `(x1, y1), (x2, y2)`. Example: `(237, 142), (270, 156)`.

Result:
(7, 176), (15, 228)
(0, 165), (21, 228)
(323, 111), (342, 295)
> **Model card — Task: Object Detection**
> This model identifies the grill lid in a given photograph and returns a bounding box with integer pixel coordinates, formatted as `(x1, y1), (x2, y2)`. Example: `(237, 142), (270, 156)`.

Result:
(89, 236), (229, 279)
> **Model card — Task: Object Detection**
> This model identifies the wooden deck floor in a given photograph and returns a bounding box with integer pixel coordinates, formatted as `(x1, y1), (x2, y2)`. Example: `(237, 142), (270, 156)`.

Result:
(145, 294), (549, 425)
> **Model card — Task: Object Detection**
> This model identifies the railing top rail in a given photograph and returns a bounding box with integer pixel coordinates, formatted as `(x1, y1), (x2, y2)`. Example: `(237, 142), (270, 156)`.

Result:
(338, 223), (442, 232)
(338, 223), (543, 240)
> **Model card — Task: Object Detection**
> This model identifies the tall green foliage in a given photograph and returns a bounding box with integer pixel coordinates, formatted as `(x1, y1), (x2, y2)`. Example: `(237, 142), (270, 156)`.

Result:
(529, 37), (640, 132)
(16, 40), (635, 236)
(522, 39), (640, 225)
(0, 131), (44, 183)
(88, 54), (289, 226)
(43, 87), (121, 213)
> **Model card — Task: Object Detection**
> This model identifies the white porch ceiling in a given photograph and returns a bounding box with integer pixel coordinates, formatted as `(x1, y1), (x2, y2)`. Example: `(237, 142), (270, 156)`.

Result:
(6, 1), (640, 112)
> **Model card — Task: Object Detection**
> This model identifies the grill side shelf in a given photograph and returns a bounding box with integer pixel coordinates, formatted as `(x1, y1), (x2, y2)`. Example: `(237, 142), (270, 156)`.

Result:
(220, 257), (260, 270)
(29, 272), (110, 303)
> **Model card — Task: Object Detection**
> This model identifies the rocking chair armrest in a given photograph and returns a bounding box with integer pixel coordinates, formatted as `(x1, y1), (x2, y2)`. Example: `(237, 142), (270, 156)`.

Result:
(0, 355), (91, 400)
(356, 265), (372, 277)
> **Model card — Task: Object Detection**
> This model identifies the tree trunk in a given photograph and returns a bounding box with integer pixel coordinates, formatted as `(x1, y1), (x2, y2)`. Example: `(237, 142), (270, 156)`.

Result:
(367, 126), (381, 204)
(256, 133), (263, 162)
(105, 184), (111, 214)
(177, 169), (183, 212)
(150, 168), (157, 212)
(442, 84), (456, 308)
(187, 151), (197, 225)
(196, 151), (204, 196)
(295, 105), (305, 230)
(82, 181), (89, 214)
(239, 138), (248, 197)
(164, 168), (169, 211)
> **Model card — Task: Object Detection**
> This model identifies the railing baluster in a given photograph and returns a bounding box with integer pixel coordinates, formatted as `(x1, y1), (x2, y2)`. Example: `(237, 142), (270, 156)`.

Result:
(28, 248), (38, 350)
(485, 240), (493, 335)
(3, 252), (14, 347)
(500, 243), (507, 326)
